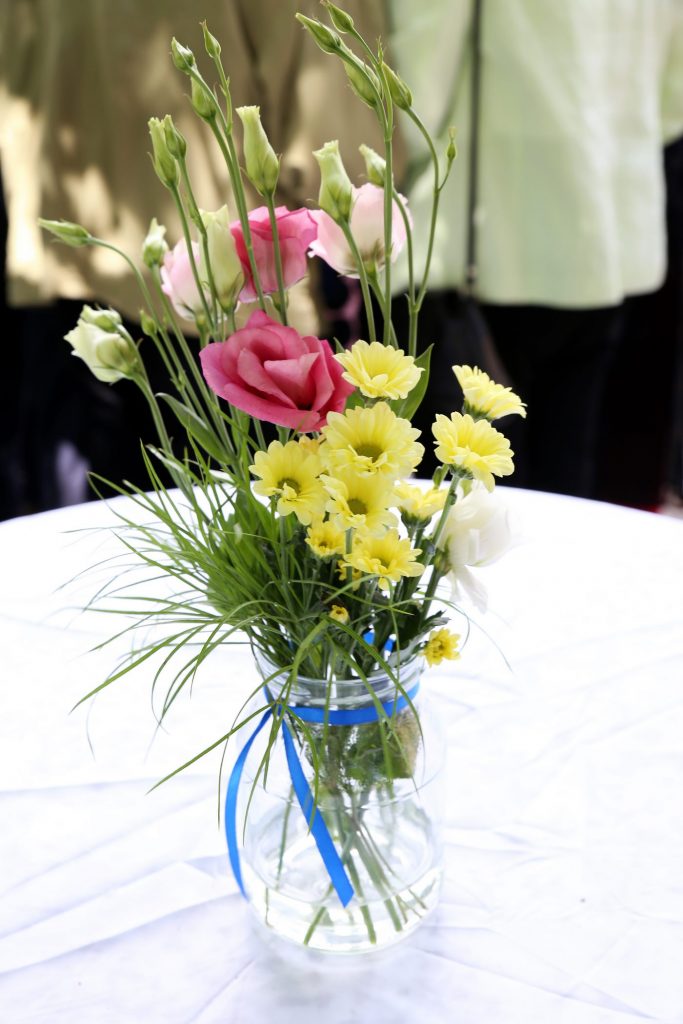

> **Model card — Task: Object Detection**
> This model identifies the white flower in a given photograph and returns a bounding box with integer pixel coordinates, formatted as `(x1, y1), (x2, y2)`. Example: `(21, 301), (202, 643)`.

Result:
(64, 306), (139, 383)
(439, 483), (513, 611)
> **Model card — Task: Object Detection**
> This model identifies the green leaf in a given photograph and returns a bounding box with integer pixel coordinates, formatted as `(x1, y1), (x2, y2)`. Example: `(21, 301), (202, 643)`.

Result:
(158, 393), (230, 462)
(391, 344), (432, 421)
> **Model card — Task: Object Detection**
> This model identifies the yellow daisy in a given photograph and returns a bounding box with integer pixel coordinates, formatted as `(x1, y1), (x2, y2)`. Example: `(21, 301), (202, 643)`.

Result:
(250, 440), (326, 525)
(305, 519), (346, 559)
(328, 604), (350, 624)
(343, 529), (424, 591)
(321, 403), (423, 478)
(395, 481), (447, 522)
(453, 365), (526, 421)
(335, 340), (423, 399)
(321, 468), (396, 534)
(432, 413), (514, 491)
(423, 628), (461, 666)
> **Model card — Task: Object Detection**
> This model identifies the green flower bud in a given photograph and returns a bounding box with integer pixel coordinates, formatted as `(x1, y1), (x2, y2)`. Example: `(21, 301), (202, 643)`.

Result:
(236, 105), (279, 196)
(446, 128), (457, 166)
(163, 115), (186, 161)
(295, 14), (342, 55)
(148, 117), (178, 189)
(191, 78), (218, 122)
(65, 307), (139, 384)
(80, 305), (123, 332)
(359, 144), (386, 187)
(381, 62), (413, 111)
(140, 311), (158, 338)
(201, 22), (221, 58)
(322, 2), (355, 33)
(199, 205), (244, 311)
(171, 38), (196, 74)
(38, 219), (92, 247)
(344, 61), (381, 109)
(314, 140), (354, 222)
(142, 217), (168, 268)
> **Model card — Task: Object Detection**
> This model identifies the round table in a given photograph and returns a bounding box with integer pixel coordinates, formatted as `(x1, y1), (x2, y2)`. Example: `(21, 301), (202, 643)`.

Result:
(1, 489), (682, 1023)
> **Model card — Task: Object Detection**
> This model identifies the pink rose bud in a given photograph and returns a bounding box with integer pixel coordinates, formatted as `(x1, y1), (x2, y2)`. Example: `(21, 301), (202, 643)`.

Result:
(230, 206), (317, 303)
(160, 239), (205, 321)
(199, 310), (354, 432)
(308, 182), (410, 277)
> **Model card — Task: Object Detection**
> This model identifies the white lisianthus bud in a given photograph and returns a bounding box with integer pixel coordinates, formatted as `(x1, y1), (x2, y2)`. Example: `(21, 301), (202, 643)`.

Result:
(381, 62), (413, 111)
(171, 38), (196, 74)
(236, 106), (279, 196)
(148, 117), (178, 189)
(295, 14), (342, 55)
(191, 78), (218, 122)
(65, 307), (139, 384)
(199, 206), (244, 310)
(323, 2), (355, 34)
(38, 219), (92, 247)
(162, 115), (187, 161)
(142, 218), (168, 268)
(345, 62), (381, 110)
(80, 305), (122, 333)
(314, 140), (353, 222)
(201, 22), (221, 59)
(359, 144), (386, 187)
(438, 483), (514, 612)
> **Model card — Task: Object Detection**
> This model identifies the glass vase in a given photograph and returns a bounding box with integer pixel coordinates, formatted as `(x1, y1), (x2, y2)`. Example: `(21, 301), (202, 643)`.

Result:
(234, 653), (445, 955)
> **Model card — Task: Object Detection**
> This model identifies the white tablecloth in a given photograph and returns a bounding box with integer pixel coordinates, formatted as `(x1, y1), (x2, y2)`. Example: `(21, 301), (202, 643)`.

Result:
(1, 489), (682, 1023)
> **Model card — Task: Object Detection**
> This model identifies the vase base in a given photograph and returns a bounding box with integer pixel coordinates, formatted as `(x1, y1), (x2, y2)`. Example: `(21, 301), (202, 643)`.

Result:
(242, 863), (443, 955)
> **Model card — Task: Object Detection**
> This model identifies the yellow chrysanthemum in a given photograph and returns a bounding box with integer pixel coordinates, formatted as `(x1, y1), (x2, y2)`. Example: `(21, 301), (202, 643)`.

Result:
(250, 440), (326, 525)
(423, 628), (461, 666)
(453, 364), (526, 421)
(335, 340), (423, 399)
(322, 468), (396, 534)
(305, 520), (346, 559)
(395, 481), (447, 522)
(432, 413), (514, 491)
(328, 604), (350, 624)
(297, 435), (321, 456)
(342, 529), (424, 591)
(321, 402), (423, 478)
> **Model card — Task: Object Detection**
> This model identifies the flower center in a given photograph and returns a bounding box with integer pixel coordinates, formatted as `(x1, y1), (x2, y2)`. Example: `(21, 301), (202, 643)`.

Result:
(356, 443), (383, 460)
(278, 477), (301, 495)
(348, 497), (367, 516)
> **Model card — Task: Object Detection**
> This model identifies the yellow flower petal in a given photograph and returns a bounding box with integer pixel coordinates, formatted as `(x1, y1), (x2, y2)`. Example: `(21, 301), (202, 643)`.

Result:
(423, 628), (461, 666)
(453, 364), (526, 421)
(250, 440), (326, 525)
(432, 412), (514, 490)
(342, 529), (424, 591)
(321, 402), (423, 478)
(335, 340), (423, 399)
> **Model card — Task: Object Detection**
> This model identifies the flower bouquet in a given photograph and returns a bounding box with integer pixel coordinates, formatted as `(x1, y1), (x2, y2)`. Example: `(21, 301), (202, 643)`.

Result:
(41, 3), (524, 954)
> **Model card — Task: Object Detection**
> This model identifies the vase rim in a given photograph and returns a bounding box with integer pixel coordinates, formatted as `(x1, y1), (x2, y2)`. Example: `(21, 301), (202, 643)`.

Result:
(253, 647), (422, 690)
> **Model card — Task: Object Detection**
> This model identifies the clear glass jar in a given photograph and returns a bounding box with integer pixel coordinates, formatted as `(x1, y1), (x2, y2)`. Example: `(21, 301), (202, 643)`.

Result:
(235, 653), (445, 954)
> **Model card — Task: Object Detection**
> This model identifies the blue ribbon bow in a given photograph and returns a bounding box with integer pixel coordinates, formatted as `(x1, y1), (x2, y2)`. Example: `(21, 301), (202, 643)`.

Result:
(224, 677), (420, 908)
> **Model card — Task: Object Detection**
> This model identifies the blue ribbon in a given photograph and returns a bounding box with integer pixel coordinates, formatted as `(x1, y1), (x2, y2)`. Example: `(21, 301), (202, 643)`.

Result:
(224, 677), (420, 908)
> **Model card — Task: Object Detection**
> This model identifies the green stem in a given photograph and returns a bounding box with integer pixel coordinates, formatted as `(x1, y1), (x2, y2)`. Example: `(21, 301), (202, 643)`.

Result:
(368, 272), (398, 347)
(406, 108), (443, 312)
(169, 184), (215, 332)
(393, 188), (417, 357)
(265, 193), (289, 325)
(339, 221), (376, 343)
(178, 156), (220, 329)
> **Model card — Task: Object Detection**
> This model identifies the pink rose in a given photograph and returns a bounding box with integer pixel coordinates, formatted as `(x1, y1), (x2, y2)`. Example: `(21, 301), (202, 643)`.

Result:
(160, 240), (205, 321)
(231, 207), (317, 302)
(308, 183), (409, 277)
(199, 310), (354, 432)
